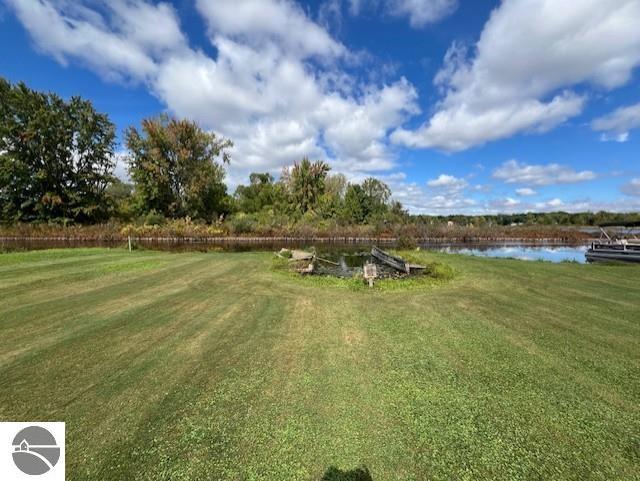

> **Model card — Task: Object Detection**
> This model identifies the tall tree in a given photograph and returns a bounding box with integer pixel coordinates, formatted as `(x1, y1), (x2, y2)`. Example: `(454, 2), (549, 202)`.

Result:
(315, 173), (347, 219)
(361, 177), (391, 220)
(285, 157), (330, 213)
(342, 183), (367, 223)
(126, 115), (232, 220)
(0, 78), (116, 222)
(324, 173), (348, 200)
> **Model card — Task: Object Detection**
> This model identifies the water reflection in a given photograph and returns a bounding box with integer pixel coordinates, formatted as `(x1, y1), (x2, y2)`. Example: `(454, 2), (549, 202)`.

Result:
(436, 245), (588, 263)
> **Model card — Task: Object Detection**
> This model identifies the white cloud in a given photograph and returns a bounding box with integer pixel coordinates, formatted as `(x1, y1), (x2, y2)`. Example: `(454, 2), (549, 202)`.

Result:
(516, 187), (536, 196)
(493, 160), (596, 186)
(621, 178), (640, 197)
(9, 0), (419, 186)
(195, 0), (345, 59)
(483, 196), (640, 214)
(392, 0), (640, 151)
(545, 198), (564, 208)
(319, 0), (343, 31)
(394, 184), (477, 214)
(426, 174), (468, 192)
(386, 0), (458, 27)
(592, 102), (640, 142)
(349, 0), (458, 27)
(599, 132), (630, 143)
(382, 172), (478, 214)
(489, 197), (520, 211)
(184, 1), (419, 182)
(112, 151), (130, 182)
(9, 0), (637, 215)
(7, 0), (186, 82)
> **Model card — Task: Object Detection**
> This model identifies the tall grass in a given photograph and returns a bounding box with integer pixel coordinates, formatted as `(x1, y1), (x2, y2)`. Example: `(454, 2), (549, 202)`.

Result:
(0, 218), (592, 242)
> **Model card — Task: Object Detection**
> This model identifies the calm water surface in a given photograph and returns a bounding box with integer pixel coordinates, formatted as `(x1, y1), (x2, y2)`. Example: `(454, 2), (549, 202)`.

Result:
(436, 245), (589, 263)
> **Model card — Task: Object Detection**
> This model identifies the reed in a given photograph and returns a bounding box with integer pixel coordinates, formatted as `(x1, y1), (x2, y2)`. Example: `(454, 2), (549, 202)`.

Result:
(0, 220), (592, 243)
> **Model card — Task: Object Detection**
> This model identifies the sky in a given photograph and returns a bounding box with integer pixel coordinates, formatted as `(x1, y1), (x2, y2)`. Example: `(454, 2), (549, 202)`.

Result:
(1, 0), (640, 215)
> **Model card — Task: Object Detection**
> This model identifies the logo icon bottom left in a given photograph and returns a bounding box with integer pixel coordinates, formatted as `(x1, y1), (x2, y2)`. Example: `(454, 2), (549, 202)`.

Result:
(12, 425), (61, 475)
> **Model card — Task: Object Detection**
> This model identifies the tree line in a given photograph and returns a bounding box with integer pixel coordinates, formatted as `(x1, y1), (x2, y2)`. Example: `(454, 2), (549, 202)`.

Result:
(416, 212), (640, 227)
(1, 78), (637, 229)
(0, 78), (403, 226)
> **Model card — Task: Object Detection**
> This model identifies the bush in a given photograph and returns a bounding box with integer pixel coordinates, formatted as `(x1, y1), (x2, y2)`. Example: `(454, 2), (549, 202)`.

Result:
(142, 210), (165, 226)
(396, 234), (418, 249)
(228, 214), (257, 234)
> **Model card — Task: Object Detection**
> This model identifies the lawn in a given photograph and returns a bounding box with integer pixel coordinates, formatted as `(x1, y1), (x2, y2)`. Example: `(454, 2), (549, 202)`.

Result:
(0, 248), (638, 481)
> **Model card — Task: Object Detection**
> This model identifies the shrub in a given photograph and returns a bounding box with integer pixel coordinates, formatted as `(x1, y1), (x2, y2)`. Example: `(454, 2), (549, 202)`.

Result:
(228, 214), (257, 234)
(142, 210), (165, 226)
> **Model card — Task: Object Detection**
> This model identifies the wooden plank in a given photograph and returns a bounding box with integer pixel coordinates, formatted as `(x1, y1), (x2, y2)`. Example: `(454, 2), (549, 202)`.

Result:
(371, 246), (408, 272)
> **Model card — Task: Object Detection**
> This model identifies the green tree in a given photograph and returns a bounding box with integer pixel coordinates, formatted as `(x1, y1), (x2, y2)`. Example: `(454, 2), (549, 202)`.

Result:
(285, 157), (331, 213)
(389, 200), (408, 221)
(342, 183), (367, 223)
(361, 177), (391, 220)
(105, 179), (135, 220)
(234, 173), (286, 213)
(125, 115), (232, 220)
(324, 173), (348, 200)
(317, 173), (347, 219)
(0, 78), (116, 222)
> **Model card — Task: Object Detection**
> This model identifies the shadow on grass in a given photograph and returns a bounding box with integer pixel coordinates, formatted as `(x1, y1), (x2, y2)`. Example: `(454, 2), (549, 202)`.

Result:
(321, 465), (373, 481)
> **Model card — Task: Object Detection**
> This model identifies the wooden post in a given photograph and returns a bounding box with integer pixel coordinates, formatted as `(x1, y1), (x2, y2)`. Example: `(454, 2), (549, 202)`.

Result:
(128, 236), (132, 252)
(364, 262), (377, 288)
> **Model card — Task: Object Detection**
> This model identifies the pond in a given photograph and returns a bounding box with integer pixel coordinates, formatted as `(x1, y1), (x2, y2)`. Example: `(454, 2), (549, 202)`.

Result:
(312, 251), (406, 278)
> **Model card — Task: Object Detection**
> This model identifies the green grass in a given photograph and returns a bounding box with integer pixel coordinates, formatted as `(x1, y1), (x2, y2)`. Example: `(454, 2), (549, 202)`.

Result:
(0, 248), (638, 481)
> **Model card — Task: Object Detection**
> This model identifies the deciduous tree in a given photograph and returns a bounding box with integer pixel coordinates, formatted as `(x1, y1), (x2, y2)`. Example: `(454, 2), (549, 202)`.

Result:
(125, 115), (232, 220)
(0, 78), (116, 222)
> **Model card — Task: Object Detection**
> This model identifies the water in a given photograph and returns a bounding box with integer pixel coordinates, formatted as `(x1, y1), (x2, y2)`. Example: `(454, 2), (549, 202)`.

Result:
(436, 245), (588, 263)
(0, 238), (589, 263)
(0, 238), (394, 253)
(314, 252), (404, 278)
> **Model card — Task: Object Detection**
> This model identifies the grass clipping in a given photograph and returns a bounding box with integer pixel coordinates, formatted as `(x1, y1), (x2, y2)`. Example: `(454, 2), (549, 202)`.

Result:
(273, 250), (455, 291)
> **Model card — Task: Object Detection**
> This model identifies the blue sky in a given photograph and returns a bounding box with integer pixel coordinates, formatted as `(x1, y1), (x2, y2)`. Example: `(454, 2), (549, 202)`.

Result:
(1, 0), (640, 214)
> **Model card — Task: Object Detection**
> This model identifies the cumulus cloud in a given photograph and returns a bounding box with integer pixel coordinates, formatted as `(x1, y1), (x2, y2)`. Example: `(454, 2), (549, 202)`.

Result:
(489, 197), (520, 211)
(621, 178), (640, 197)
(7, 0), (186, 82)
(492, 160), (596, 186)
(392, 0), (640, 151)
(592, 102), (640, 142)
(378, 172), (476, 214)
(426, 174), (468, 192)
(9, 0), (637, 215)
(8, 0), (419, 185)
(348, 0), (458, 27)
(196, 0), (345, 59)
(483, 196), (640, 214)
(515, 187), (536, 196)
(393, 183), (477, 214)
